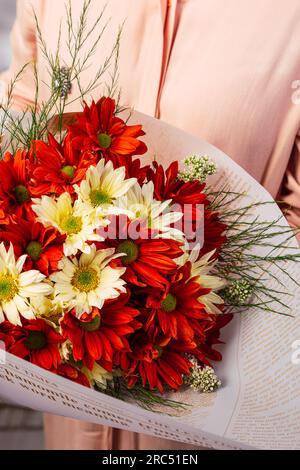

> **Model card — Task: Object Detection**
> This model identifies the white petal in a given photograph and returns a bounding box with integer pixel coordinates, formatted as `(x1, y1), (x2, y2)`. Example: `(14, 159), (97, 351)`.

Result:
(19, 283), (53, 297)
(16, 254), (28, 273)
(50, 271), (71, 284)
(13, 294), (29, 312)
(63, 241), (78, 257)
(87, 292), (104, 310)
(59, 258), (76, 277)
(19, 270), (45, 286)
(0, 306), (4, 323)
(20, 307), (36, 320)
(3, 300), (21, 326)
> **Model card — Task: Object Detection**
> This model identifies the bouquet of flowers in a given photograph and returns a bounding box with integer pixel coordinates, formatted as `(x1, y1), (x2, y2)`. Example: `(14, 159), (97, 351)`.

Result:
(0, 94), (298, 405)
(0, 95), (233, 397)
(0, 2), (299, 448)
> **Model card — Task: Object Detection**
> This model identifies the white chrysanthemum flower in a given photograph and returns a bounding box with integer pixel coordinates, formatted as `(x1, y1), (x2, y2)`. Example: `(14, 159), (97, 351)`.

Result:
(75, 159), (136, 221)
(32, 192), (102, 256)
(60, 339), (73, 362)
(117, 181), (184, 239)
(82, 363), (113, 390)
(0, 243), (53, 326)
(29, 295), (53, 317)
(50, 244), (126, 318)
(177, 245), (226, 315)
(29, 295), (63, 319)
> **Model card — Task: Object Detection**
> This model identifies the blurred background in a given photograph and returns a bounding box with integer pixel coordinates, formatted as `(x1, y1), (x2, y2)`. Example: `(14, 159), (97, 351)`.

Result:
(0, 0), (15, 71)
(0, 0), (44, 450)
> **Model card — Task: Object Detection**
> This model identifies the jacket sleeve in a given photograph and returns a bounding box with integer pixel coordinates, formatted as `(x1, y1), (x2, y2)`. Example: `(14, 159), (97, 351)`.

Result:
(0, 0), (37, 110)
(280, 129), (300, 245)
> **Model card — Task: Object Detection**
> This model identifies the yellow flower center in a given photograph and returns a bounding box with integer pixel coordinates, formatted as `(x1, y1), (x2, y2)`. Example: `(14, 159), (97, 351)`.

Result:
(61, 165), (76, 179)
(14, 185), (30, 205)
(161, 293), (177, 312)
(90, 189), (112, 207)
(97, 133), (112, 149)
(60, 215), (82, 235)
(26, 241), (42, 261)
(71, 267), (99, 292)
(0, 274), (18, 303)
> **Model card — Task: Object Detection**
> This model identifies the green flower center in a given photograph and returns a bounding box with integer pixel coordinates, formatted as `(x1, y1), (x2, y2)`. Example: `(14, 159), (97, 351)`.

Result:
(60, 215), (82, 235)
(116, 241), (139, 264)
(0, 274), (18, 302)
(154, 345), (163, 358)
(26, 241), (42, 261)
(80, 315), (101, 331)
(161, 293), (177, 312)
(14, 185), (30, 205)
(25, 331), (47, 350)
(61, 165), (76, 179)
(98, 133), (112, 149)
(89, 189), (112, 207)
(72, 267), (99, 293)
(132, 204), (149, 220)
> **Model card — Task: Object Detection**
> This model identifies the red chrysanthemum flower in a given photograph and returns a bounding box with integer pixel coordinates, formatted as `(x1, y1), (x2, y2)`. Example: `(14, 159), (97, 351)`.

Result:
(0, 320), (15, 350)
(68, 97), (147, 157)
(31, 133), (98, 196)
(117, 333), (194, 393)
(117, 238), (183, 288)
(55, 364), (91, 388)
(61, 293), (141, 371)
(98, 220), (183, 288)
(148, 161), (208, 205)
(103, 154), (150, 185)
(8, 318), (64, 370)
(0, 150), (34, 223)
(192, 313), (233, 366)
(123, 157), (150, 185)
(147, 161), (227, 257)
(144, 262), (211, 341)
(0, 218), (65, 275)
(201, 211), (227, 257)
